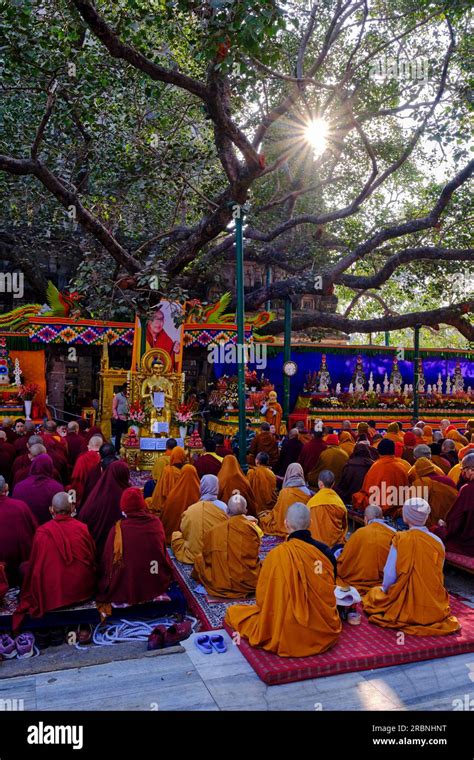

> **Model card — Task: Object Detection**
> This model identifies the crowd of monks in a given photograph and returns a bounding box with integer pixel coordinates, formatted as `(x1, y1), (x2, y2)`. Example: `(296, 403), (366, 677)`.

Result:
(0, 414), (473, 658)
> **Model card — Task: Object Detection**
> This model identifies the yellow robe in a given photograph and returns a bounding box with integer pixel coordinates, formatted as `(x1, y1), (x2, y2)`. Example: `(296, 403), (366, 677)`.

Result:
(307, 488), (348, 547)
(171, 500), (228, 564)
(193, 515), (262, 598)
(225, 538), (342, 657)
(448, 463), (462, 485)
(362, 530), (460, 636)
(337, 521), (395, 593)
(308, 446), (349, 487)
(259, 486), (310, 537)
(247, 466), (277, 513)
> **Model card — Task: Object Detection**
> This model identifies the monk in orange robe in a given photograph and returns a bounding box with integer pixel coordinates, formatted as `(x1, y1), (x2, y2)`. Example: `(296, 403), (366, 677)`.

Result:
(307, 469), (347, 548)
(12, 492), (96, 631)
(262, 391), (283, 434)
(353, 438), (409, 514)
(147, 446), (186, 514)
(259, 462), (311, 536)
(308, 434), (349, 487)
(225, 503), (342, 657)
(362, 497), (460, 636)
(408, 445), (444, 483)
(385, 422), (404, 444)
(247, 423), (279, 468)
(149, 439), (177, 487)
(338, 431), (355, 456)
(193, 491), (262, 598)
(247, 452), (277, 513)
(336, 505), (396, 593)
(160, 463), (200, 544)
(218, 454), (256, 516)
(445, 427), (469, 451)
(171, 474), (228, 563)
(70, 435), (103, 504)
(411, 458), (458, 525)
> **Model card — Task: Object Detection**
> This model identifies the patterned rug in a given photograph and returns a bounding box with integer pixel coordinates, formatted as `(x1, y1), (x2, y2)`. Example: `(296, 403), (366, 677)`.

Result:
(169, 535), (284, 631)
(224, 596), (474, 684)
(129, 470), (152, 488)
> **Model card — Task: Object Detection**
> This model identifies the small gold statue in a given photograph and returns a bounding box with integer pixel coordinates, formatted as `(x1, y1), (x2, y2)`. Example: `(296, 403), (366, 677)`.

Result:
(141, 359), (173, 431)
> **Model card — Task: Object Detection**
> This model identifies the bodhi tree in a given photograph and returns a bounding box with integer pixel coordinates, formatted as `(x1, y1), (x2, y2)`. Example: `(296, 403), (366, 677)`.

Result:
(0, 0), (472, 342)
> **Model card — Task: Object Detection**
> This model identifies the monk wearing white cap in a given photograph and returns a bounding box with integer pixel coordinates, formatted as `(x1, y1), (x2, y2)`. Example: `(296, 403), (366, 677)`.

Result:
(362, 497), (460, 636)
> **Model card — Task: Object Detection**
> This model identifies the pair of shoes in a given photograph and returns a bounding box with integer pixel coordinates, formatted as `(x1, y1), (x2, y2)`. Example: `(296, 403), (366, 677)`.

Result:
(49, 627), (65, 647)
(35, 630), (51, 650)
(0, 633), (35, 659)
(147, 620), (193, 651)
(194, 634), (227, 655)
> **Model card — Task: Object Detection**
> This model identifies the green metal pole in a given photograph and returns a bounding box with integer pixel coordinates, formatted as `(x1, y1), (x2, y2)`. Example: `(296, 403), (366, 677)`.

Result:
(413, 325), (421, 422)
(235, 205), (247, 470)
(283, 296), (292, 420)
(265, 265), (272, 312)
(384, 331), (390, 347)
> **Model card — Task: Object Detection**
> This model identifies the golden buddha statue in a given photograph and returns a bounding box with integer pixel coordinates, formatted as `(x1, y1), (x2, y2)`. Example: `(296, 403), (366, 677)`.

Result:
(141, 359), (173, 431)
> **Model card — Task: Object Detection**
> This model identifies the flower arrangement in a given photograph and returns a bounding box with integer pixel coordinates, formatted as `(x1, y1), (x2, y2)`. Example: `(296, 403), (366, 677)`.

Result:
(17, 383), (39, 401)
(175, 402), (195, 424)
(128, 400), (147, 426)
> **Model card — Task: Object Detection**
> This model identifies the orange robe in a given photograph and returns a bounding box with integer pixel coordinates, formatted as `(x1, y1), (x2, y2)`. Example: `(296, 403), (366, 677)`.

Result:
(147, 447), (186, 514)
(338, 432), (355, 456)
(362, 530), (460, 635)
(337, 521), (396, 593)
(446, 429), (469, 451)
(408, 460), (443, 483)
(431, 455), (451, 475)
(193, 515), (262, 598)
(247, 466), (277, 513)
(308, 446), (349, 487)
(448, 463), (462, 485)
(160, 464), (200, 544)
(259, 486), (310, 537)
(410, 458), (458, 525)
(171, 500), (228, 564)
(353, 455), (409, 514)
(307, 488), (348, 547)
(264, 402), (283, 435)
(218, 455), (257, 516)
(225, 539), (342, 657)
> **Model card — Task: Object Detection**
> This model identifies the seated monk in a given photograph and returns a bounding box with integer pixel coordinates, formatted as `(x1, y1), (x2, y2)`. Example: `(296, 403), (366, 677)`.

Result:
(12, 421), (36, 457)
(429, 442), (452, 475)
(362, 498), (460, 636)
(225, 503), (342, 657)
(247, 422), (279, 469)
(385, 422), (404, 444)
(194, 439), (223, 478)
(338, 431), (355, 456)
(408, 444), (444, 483)
(218, 454), (256, 516)
(70, 435), (103, 505)
(79, 443), (119, 507)
(259, 462), (312, 536)
(276, 428), (303, 476)
(0, 475), (37, 587)
(410, 457), (458, 525)
(78, 460), (130, 558)
(307, 470), (347, 549)
(142, 439), (177, 499)
(193, 491), (263, 598)
(298, 424), (327, 477)
(308, 434), (348, 487)
(0, 431), (15, 480)
(40, 420), (69, 483)
(12, 492), (96, 632)
(353, 439), (409, 515)
(13, 453), (63, 525)
(147, 446), (186, 514)
(247, 452), (277, 513)
(11, 436), (54, 488)
(96, 488), (173, 609)
(432, 452), (474, 556)
(445, 426), (469, 452)
(160, 463), (200, 544)
(65, 421), (88, 469)
(171, 474), (228, 563)
(401, 431), (417, 465)
(336, 505), (396, 593)
(337, 443), (374, 504)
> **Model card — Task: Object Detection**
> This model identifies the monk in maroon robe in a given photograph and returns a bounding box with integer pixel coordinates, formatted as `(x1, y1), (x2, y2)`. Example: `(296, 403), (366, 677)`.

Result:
(41, 423), (69, 483)
(12, 492), (96, 631)
(12, 421), (36, 457)
(66, 421), (88, 468)
(70, 436), (103, 504)
(194, 439), (223, 477)
(298, 430), (327, 477)
(0, 431), (15, 480)
(12, 454), (63, 525)
(146, 307), (178, 370)
(78, 460), (130, 557)
(432, 454), (474, 556)
(0, 476), (38, 586)
(97, 488), (172, 607)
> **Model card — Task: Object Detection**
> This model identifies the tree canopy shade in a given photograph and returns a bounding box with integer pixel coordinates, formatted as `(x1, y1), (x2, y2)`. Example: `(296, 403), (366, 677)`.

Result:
(0, 0), (472, 342)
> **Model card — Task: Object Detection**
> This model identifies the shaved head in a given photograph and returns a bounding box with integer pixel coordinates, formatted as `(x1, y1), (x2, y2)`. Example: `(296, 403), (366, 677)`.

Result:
(67, 421), (79, 433)
(2, 417), (13, 428)
(227, 490), (247, 515)
(414, 444), (431, 460)
(29, 443), (46, 458)
(0, 475), (7, 494)
(256, 451), (269, 466)
(44, 420), (57, 433)
(51, 492), (73, 514)
(88, 435), (103, 451)
(0, 431), (6, 441)
(285, 502), (311, 532)
(318, 469), (335, 489)
(441, 439), (456, 452)
(289, 428), (299, 439)
(412, 427), (423, 438)
(27, 435), (43, 448)
(365, 505), (383, 522)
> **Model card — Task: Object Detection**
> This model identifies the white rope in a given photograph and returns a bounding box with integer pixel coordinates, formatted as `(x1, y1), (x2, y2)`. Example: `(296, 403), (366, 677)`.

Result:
(74, 615), (198, 649)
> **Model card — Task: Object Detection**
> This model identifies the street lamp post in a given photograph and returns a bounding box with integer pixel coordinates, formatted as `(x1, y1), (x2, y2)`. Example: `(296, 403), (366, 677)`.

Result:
(233, 202), (248, 470)
(283, 296), (292, 419)
(413, 324), (421, 422)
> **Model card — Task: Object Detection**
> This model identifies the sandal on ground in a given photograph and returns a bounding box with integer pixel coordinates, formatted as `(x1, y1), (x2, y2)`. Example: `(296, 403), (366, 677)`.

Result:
(164, 620), (192, 647)
(194, 634), (213, 654)
(147, 624), (167, 651)
(209, 634), (227, 654)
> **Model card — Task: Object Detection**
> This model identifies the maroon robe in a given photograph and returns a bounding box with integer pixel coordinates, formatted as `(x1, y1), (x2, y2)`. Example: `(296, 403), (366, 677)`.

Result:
(0, 439), (15, 479)
(97, 488), (172, 605)
(13, 435), (29, 457)
(1, 426), (16, 444)
(0, 494), (38, 585)
(78, 460), (130, 558)
(195, 453), (222, 478)
(336, 450), (374, 504)
(12, 454), (63, 525)
(432, 481), (474, 556)
(71, 450), (100, 504)
(41, 434), (69, 483)
(66, 432), (87, 468)
(12, 515), (96, 630)
(11, 454), (61, 489)
(276, 437), (303, 476)
(298, 437), (327, 477)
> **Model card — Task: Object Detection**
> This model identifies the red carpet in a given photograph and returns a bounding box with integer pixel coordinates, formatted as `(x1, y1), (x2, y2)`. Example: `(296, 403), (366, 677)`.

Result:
(224, 597), (474, 685)
(446, 551), (474, 574)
